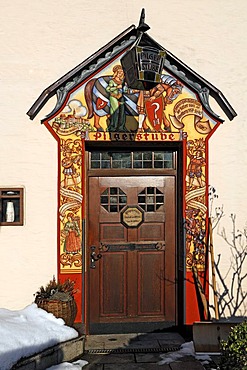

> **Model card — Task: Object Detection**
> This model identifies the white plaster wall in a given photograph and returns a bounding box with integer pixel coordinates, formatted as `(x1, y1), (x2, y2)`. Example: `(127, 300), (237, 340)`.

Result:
(0, 0), (246, 316)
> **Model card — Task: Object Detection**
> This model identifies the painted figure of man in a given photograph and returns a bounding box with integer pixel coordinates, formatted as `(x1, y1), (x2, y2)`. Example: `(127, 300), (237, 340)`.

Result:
(187, 149), (206, 188)
(62, 147), (81, 189)
(106, 65), (127, 132)
(137, 75), (183, 131)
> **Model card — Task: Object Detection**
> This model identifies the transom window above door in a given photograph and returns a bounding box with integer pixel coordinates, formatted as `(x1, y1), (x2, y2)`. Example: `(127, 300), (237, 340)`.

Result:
(90, 150), (174, 169)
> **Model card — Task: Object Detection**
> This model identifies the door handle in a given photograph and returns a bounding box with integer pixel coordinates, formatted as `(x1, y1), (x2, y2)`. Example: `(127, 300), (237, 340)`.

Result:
(90, 246), (102, 269)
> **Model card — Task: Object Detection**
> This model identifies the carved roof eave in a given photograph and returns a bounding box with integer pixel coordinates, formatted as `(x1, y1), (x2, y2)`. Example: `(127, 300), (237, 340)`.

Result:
(27, 26), (237, 123)
(27, 25), (137, 122)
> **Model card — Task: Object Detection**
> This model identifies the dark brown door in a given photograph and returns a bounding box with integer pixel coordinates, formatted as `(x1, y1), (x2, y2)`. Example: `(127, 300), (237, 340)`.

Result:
(88, 176), (176, 333)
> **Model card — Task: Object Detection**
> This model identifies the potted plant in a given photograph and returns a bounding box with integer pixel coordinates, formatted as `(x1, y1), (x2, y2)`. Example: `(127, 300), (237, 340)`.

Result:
(34, 276), (77, 326)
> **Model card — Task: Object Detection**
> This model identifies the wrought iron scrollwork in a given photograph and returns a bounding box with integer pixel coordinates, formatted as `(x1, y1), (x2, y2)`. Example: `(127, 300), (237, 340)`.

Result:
(155, 242), (166, 251)
(99, 242), (165, 252)
(100, 243), (110, 252)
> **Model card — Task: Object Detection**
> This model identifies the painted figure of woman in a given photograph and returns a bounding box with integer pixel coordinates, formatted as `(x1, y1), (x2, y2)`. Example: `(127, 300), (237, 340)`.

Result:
(63, 213), (81, 254)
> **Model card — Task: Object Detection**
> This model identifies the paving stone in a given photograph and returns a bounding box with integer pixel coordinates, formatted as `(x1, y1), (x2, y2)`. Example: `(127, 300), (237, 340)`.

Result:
(13, 332), (207, 370)
(98, 353), (135, 364)
(85, 333), (139, 350)
(127, 339), (160, 348)
(81, 333), (205, 370)
(81, 353), (135, 364)
(105, 338), (140, 349)
(85, 336), (107, 350)
(83, 363), (103, 370)
(158, 338), (184, 346)
(104, 363), (170, 369)
(170, 360), (205, 369)
(176, 355), (200, 362)
(137, 332), (184, 341)
(135, 352), (164, 363)
(78, 353), (108, 365)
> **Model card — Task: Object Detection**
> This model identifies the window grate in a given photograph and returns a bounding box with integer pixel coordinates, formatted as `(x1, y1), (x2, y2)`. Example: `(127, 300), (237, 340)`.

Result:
(138, 187), (164, 212)
(101, 187), (127, 212)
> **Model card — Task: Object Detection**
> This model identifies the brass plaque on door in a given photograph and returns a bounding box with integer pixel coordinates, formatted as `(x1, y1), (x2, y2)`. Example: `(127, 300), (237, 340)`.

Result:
(120, 205), (144, 228)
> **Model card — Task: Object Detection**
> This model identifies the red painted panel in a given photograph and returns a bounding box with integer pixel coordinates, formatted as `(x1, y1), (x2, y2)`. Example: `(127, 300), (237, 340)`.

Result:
(58, 273), (82, 323)
(185, 269), (209, 324)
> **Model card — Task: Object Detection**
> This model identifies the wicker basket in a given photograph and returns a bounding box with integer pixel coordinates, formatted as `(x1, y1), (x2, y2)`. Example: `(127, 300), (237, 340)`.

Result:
(35, 297), (77, 326)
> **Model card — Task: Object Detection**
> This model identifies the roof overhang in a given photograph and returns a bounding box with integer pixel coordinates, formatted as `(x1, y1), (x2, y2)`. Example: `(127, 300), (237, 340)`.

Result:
(27, 10), (237, 123)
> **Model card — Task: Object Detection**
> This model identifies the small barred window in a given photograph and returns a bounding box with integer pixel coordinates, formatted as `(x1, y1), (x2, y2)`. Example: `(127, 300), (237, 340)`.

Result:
(101, 187), (127, 212)
(138, 187), (164, 212)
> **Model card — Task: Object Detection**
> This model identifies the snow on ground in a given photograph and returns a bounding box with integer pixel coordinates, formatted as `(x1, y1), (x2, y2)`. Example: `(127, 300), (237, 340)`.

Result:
(46, 360), (88, 369)
(0, 303), (88, 370)
(0, 303), (218, 370)
(159, 341), (212, 366)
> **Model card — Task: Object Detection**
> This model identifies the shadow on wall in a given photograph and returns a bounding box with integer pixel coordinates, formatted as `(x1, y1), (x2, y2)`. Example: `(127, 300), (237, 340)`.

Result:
(209, 186), (247, 319)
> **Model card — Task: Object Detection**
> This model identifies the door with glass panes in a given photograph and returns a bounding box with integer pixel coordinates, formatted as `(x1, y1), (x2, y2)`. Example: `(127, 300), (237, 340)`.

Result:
(87, 150), (176, 333)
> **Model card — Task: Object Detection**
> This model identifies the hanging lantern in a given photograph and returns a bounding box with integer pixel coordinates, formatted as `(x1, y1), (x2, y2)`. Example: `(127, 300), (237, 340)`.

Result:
(121, 9), (166, 90)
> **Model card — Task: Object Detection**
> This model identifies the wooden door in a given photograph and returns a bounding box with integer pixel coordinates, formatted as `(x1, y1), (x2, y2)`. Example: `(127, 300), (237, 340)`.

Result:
(88, 176), (176, 333)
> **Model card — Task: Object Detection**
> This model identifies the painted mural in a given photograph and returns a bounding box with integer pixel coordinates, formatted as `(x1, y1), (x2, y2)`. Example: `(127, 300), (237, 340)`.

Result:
(47, 54), (218, 274)
(59, 138), (83, 272)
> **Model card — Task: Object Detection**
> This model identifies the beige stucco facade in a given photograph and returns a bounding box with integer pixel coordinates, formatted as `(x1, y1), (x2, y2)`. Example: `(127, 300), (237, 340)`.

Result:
(0, 0), (246, 319)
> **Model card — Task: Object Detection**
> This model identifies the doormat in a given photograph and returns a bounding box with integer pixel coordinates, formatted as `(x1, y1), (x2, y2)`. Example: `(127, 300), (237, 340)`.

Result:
(85, 346), (181, 354)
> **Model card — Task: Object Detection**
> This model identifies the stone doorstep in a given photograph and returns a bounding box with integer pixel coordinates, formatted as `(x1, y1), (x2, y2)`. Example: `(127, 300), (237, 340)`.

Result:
(12, 336), (85, 370)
